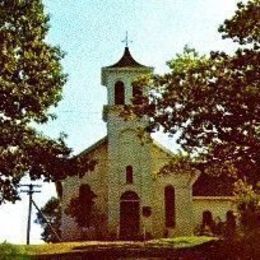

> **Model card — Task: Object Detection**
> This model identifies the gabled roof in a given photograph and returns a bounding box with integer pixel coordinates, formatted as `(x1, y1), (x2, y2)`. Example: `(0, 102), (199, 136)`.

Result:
(104, 47), (151, 69)
(76, 135), (234, 197)
(77, 136), (107, 158)
(193, 173), (235, 196)
(152, 139), (176, 158)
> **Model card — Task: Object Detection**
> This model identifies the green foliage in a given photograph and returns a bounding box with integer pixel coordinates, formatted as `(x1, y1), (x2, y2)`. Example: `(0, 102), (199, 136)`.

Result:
(35, 196), (61, 243)
(135, 0), (260, 185)
(0, 0), (95, 203)
(219, 0), (260, 45)
(0, 241), (27, 259)
(65, 184), (97, 228)
(234, 179), (260, 232)
(159, 153), (199, 176)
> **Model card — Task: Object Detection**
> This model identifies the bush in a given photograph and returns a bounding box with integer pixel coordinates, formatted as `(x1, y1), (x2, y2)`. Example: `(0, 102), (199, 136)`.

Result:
(242, 227), (260, 259)
(0, 241), (27, 259)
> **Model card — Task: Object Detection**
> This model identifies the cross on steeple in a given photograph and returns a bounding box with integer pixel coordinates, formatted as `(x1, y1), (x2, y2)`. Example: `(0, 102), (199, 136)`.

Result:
(121, 31), (132, 48)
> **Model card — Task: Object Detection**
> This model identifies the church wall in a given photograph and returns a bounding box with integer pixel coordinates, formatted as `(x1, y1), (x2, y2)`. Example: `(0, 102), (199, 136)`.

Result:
(150, 145), (235, 237)
(60, 176), (81, 241)
(80, 142), (109, 239)
(60, 137), (236, 241)
(106, 124), (154, 238)
(151, 144), (200, 238)
(149, 143), (235, 237)
(192, 197), (236, 228)
(150, 145), (172, 238)
(60, 142), (109, 241)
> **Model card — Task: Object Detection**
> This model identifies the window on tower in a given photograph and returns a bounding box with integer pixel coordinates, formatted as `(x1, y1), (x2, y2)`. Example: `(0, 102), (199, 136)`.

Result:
(115, 81), (125, 105)
(126, 165), (133, 184)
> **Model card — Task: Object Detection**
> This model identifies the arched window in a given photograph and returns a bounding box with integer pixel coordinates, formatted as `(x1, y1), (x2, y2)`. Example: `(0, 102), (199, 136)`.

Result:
(132, 85), (143, 105)
(225, 210), (236, 234)
(115, 81), (125, 105)
(120, 191), (139, 201)
(165, 185), (175, 227)
(202, 210), (213, 227)
(126, 165), (133, 184)
(201, 210), (215, 235)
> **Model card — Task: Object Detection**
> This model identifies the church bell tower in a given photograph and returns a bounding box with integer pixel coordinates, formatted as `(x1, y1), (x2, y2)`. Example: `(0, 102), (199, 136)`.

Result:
(101, 44), (154, 238)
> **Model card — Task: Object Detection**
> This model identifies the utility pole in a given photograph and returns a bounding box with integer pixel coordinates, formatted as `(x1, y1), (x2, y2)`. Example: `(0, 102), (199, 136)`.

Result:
(20, 184), (41, 245)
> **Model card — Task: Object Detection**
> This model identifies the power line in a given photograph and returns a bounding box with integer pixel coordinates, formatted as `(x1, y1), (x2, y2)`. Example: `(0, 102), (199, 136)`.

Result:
(57, 110), (101, 114)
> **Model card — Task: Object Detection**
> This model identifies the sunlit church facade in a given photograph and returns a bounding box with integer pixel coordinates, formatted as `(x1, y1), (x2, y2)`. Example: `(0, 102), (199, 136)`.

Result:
(59, 47), (235, 240)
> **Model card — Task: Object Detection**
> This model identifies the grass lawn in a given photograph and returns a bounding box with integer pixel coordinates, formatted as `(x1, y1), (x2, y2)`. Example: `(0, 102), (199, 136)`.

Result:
(0, 236), (216, 259)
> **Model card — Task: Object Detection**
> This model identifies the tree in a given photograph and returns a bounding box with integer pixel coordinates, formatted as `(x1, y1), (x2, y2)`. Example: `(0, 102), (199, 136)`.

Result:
(0, 0), (95, 204)
(35, 197), (61, 243)
(233, 179), (259, 232)
(65, 184), (97, 228)
(134, 0), (259, 185)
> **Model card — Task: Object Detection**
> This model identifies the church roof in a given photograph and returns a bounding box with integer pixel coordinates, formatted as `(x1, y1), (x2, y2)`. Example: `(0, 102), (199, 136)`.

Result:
(104, 47), (150, 69)
(78, 136), (107, 158)
(193, 173), (235, 196)
(77, 136), (234, 197)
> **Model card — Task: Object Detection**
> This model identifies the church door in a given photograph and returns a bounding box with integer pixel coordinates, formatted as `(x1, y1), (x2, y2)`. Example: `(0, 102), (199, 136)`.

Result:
(120, 191), (140, 240)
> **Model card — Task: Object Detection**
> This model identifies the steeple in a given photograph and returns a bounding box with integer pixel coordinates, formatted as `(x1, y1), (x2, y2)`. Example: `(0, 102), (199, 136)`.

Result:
(101, 47), (153, 86)
(104, 47), (149, 69)
(100, 43), (154, 240)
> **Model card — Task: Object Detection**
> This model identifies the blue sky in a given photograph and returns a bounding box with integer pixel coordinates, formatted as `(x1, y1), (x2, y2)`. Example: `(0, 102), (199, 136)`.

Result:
(0, 0), (240, 244)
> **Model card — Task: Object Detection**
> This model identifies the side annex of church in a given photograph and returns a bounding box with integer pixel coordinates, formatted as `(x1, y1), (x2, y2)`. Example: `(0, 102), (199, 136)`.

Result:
(59, 47), (235, 240)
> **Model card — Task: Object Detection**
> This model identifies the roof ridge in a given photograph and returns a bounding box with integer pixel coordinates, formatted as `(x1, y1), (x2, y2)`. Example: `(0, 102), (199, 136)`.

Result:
(77, 136), (108, 157)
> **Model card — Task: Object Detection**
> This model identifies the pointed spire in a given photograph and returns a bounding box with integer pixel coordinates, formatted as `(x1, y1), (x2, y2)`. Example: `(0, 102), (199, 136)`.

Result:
(105, 47), (148, 68)
(103, 33), (153, 69)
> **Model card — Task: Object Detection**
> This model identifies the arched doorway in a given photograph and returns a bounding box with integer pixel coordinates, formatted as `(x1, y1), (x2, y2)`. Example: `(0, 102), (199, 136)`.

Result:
(120, 191), (140, 240)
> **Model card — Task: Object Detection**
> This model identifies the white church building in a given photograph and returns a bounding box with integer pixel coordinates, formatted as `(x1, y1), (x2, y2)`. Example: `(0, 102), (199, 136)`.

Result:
(59, 46), (235, 241)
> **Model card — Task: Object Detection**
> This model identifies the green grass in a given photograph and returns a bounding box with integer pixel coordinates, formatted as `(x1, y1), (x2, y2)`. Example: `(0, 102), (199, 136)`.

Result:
(148, 236), (216, 248)
(0, 236), (216, 257)
(0, 241), (27, 259)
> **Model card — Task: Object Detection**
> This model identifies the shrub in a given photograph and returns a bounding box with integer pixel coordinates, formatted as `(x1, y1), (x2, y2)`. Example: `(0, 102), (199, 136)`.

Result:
(0, 241), (27, 259)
